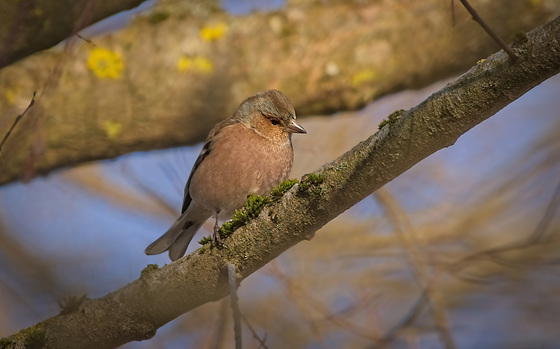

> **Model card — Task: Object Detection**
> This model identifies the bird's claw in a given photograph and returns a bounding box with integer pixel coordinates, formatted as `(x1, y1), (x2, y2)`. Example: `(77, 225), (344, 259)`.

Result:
(212, 230), (229, 249)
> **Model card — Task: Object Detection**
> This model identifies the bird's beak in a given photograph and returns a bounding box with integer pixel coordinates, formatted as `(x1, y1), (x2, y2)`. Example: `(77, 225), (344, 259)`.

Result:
(285, 119), (307, 134)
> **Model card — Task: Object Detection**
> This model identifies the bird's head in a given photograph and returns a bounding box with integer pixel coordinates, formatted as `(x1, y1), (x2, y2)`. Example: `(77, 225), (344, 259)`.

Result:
(235, 89), (306, 141)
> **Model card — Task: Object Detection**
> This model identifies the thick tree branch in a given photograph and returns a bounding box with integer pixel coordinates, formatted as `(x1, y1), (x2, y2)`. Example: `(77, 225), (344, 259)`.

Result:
(0, 0), (558, 185)
(3, 14), (559, 349)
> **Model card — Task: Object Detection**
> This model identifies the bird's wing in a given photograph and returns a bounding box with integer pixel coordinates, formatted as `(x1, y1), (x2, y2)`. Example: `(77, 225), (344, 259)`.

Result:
(181, 117), (239, 214)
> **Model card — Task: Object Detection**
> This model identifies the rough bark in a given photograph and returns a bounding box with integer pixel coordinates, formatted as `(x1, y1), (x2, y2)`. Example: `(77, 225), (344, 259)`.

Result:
(2, 13), (559, 349)
(0, 0), (558, 185)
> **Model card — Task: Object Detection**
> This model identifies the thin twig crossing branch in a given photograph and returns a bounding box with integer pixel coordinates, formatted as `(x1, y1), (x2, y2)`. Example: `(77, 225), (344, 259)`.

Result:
(450, 177), (560, 273)
(226, 263), (242, 349)
(241, 315), (269, 349)
(458, 0), (517, 60)
(0, 91), (37, 156)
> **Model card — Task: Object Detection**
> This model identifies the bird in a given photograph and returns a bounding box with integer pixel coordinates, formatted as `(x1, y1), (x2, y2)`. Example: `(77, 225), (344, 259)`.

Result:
(145, 90), (306, 261)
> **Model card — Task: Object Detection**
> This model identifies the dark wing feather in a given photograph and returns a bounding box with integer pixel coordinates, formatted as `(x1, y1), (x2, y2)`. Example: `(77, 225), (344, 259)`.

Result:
(181, 118), (239, 213)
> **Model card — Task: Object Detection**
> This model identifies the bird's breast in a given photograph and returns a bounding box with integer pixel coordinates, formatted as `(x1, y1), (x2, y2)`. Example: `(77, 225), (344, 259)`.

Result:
(188, 124), (294, 216)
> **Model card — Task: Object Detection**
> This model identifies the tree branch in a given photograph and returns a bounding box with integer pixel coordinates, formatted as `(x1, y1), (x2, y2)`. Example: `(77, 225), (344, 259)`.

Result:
(3, 13), (560, 349)
(0, 0), (558, 186)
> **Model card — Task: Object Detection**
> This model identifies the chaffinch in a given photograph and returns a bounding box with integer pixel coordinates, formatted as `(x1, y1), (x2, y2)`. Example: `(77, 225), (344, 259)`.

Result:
(145, 90), (306, 261)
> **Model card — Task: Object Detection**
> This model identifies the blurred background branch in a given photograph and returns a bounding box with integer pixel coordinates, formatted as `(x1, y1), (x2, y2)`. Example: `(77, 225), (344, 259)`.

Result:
(0, 0), (150, 69)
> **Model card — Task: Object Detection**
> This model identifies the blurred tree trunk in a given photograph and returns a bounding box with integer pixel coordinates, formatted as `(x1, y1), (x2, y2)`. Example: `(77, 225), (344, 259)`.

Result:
(2, 13), (560, 349)
(0, 0), (149, 69)
(0, 0), (558, 186)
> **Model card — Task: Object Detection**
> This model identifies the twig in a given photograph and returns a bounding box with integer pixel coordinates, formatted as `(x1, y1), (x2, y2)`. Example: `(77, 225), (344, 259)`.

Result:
(267, 262), (325, 340)
(429, 290), (457, 349)
(451, 0), (456, 26)
(208, 299), (230, 349)
(226, 262), (242, 349)
(458, 0), (517, 61)
(450, 177), (560, 273)
(58, 294), (87, 315)
(76, 33), (96, 46)
(0, 91), (37, 156)
(368, 290), (429, 349)
(269, 262), (383, 341)
(375, 190), (457, 349)
(120, 163), (178, 217)
(241, 315), (269, 349)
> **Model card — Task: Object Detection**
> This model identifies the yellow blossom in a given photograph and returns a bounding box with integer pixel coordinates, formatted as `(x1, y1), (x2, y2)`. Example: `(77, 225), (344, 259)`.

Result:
(32, 6), (43, 18)
(200, 23), (227, 42)
(529, 0), (541, 7)
(87, 47), (123, 79)
(176, 56), (214, 74)
(352, 68), (378, 86)
(4, 87), (17, 106)
(101, 120), (122, 139)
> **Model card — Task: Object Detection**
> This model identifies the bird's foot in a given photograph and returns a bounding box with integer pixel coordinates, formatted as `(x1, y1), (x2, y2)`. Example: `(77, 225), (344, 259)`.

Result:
(212, 228), (229, 249)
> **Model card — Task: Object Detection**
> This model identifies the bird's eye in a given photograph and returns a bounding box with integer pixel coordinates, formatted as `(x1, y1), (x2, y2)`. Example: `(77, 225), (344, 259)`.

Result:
(270, 118), (280, 126)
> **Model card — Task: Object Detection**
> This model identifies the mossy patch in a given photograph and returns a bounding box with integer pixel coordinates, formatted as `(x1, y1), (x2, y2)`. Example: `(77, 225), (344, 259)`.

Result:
(378, 119), (388, 130)
(147, 11), (170, 24)
(198, 179), (300, 249)
(197, 244), (210, 254)
(298, 173), (325, 192)
(511, 31), (528, 45)
(199, 193), (270, 247)
(378, 109), (404, 129)
(270, 179), (298, 201)
(0, 337), (13, 349)
(220, 194), (270, 238)
(7, 324), (47, 349)
(58, 294), (87, 315)
(140, 264), (159, 278)
(0, 327), (46, 349)
(24, 326), (46, 349)
(198, 235), (213, 246)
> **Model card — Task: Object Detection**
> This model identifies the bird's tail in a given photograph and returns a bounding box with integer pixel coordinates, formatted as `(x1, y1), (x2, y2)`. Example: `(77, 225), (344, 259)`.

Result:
(145, 213), (203, 261)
